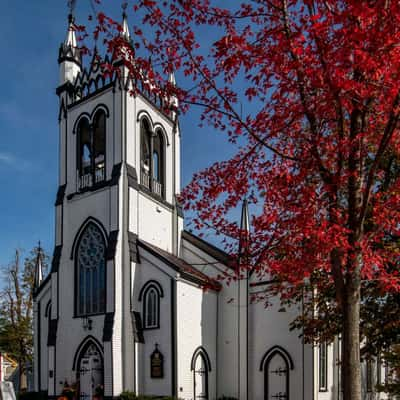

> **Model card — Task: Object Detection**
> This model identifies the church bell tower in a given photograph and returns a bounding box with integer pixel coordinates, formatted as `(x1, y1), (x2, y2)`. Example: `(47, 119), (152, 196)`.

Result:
(44, 8), (183, 397)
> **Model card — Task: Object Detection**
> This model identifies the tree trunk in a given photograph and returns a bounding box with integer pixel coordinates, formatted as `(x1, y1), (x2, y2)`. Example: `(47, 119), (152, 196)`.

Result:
(342, 274), (362, 400)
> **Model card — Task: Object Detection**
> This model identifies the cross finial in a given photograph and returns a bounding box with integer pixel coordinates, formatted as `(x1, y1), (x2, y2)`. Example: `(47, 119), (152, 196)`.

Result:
(68, 0), (77, 23)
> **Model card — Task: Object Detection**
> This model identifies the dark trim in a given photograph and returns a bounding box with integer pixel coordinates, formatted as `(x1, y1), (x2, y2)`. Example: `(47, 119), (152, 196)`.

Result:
(51, 246), (63, 274)
(138, 240), (221, 290)
(47, 319), (58, 346)
(56, 81), (74, 96)
(154, 123), (170, 146)
(190, 346), (212, 372)
(72, 112), (91, 135)
(37, 299), (41, 391)
(106, 230), (119, 260)
(263, 349), (291, 400)
(55, 185), (67, 206)
(110, 162), (122, 186)
(140, 281), (163, 330)
(259, 345), (294, 371)
(72, 335), (104, 374)
(67, 83), (114, 110)
(58, 98), (67, 122)
(191, 347), (211, 400)
(138, 280), (164, 301)
(127, 164), (139, 190)
(45, 300), (52, 318)
(171, 279), (177, 397)
(70, 217), (108, 260)
(128, 232), (139, 263)
(181, 230), (232, 268)
(33, 274), (51, 298)
(250, 279), (279, 287)
(103, 312), (115, 342)
(318, 342), (328, 392)
(137, 110), (154, 128)
(131, 311), (144, 343)
(72, 104), (111, 135)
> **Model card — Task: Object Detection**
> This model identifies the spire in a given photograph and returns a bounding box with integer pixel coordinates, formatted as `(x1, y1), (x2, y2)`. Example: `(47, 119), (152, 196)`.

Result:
(34, 242), (44, 290)
(240, 198), (250, 234)
(58, 12), (82, 84)
(121, 2), (131, 42)
(168, 71), (176, 86)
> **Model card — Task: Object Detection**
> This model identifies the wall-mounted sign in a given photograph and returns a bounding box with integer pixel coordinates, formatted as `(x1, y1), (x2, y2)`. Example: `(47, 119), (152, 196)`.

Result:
(150, 344), (164, 379)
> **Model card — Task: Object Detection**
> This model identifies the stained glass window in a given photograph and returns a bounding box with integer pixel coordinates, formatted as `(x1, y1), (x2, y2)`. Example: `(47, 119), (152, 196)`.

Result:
(77, 223), (106, 315)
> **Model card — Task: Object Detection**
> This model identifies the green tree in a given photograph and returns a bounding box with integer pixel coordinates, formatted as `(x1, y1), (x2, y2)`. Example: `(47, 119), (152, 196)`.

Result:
(0, 247), (48, 389)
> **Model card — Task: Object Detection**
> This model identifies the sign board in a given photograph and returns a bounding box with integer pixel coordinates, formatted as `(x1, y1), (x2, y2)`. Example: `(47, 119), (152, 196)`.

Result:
(0, 382), (16, 400)
(150, 346), (164, 379)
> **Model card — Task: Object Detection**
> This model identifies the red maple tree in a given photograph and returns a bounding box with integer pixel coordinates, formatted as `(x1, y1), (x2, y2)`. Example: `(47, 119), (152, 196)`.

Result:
(87, 1), (400, 398)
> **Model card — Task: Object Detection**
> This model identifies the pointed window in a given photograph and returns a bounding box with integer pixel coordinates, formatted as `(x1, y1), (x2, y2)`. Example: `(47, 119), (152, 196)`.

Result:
(76, 110), (106, 190)
(139, 281), (163, 329)
(319, 342), (328, 391)
(139, 119), (165, 198)
(76, 223), (106, 316)
(191, 347), (211, 400)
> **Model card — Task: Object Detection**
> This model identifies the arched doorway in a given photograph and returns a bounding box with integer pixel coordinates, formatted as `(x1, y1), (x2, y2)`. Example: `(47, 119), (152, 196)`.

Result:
(191, 347), (212, 400)
(260, 346), (294, 400)
(74, 340), (104, 400)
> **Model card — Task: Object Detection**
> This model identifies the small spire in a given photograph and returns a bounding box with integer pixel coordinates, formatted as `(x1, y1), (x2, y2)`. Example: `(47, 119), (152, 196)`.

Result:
(240, 198), (250, 234)
(34, 242), (44, 290)
(168, 71), (176, 86)
(64, 14), (77, 48)
(121, 2), (131, 42)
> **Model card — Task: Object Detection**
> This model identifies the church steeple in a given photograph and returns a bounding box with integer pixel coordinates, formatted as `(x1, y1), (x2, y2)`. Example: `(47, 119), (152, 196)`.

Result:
(58, 13), (82, 85)
(121, 3), (131, 42)
(34, 242), (44, 291)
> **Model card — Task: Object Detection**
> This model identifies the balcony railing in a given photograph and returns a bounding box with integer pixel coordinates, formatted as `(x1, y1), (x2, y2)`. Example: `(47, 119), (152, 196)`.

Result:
(141, 170), (163, 198)
(77, 164), (105, 191)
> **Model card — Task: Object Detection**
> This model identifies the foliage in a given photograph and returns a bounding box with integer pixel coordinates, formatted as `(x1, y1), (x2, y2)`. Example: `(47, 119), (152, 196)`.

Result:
(0, 247), (49, 388)
(83, 1), (400, 399)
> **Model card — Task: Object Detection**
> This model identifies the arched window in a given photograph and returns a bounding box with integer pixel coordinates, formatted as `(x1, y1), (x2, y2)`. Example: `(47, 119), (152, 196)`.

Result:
(152, 130), (164, 197)
(78, 118), (91, 177)
(191, 347), (211, 400)
(140, 119), (152, 189)
(76, 110), (106, 190)
(139, 118), (165, 198)
(92, 111), (106, 184)
(139, 281), (163, 329)
(76, 223), (106, 316)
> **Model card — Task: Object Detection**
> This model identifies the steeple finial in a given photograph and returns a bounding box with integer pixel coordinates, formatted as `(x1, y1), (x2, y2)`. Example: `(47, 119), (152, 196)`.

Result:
(121, 2), (131, 41)
(34, 241), (44, 290)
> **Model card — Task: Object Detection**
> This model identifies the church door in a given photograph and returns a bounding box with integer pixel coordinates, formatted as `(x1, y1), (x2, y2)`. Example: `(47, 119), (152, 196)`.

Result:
(193, 353), (208, 399)
(78, 344), (103, 400)
(265, 353), (289, 400)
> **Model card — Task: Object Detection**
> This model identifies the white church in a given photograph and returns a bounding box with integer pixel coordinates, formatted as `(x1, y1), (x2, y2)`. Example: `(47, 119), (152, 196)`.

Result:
(33, 10), (386, 400)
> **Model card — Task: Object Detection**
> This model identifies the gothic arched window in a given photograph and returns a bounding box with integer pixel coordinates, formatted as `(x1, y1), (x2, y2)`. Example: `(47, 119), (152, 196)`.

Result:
(139, 118), (165, 198)
(78, 117), (91, 177)
(92, 111), (106, 184)
(76, 223), (106, 316)
(152, 130), (164, 197)
(76, 109), (107, 190)
(139, 281), (163, 329)
(140, 119), (152, 189)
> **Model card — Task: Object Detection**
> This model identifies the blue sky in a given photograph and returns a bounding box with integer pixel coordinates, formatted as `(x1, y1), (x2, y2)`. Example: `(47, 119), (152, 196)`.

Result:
(0, 0), (234, 266)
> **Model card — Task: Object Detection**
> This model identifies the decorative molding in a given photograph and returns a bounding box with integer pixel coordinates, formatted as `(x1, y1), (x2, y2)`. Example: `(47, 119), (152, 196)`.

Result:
(190, 346), (212, 372)
(51, 246), (63, 274)
(72, 335), (104, 371)
(128, 232), (140, 263)
(55, 185), (67, 206)
(259, 345), (294, 372)
(127, 164), (139, 190)
(106, 231), (119, 260)
(47, 319), (58, 347)
(102, 312), (115, 342)
(138, 280), (164, 301)
(70, 217), (108, 260)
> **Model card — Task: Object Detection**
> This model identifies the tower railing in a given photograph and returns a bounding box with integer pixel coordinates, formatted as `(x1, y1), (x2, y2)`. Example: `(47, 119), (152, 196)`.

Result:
(140, 170), (163, 198)
(77, 164), (105, 191)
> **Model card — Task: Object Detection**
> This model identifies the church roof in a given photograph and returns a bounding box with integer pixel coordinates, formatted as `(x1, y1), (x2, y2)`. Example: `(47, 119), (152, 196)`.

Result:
(137, 240), (222, 291)
(181, 230), (234, 269)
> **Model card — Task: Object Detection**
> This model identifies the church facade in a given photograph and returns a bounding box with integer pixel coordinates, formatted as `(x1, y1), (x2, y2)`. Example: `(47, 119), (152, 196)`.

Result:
(33, 12), (385, 400)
